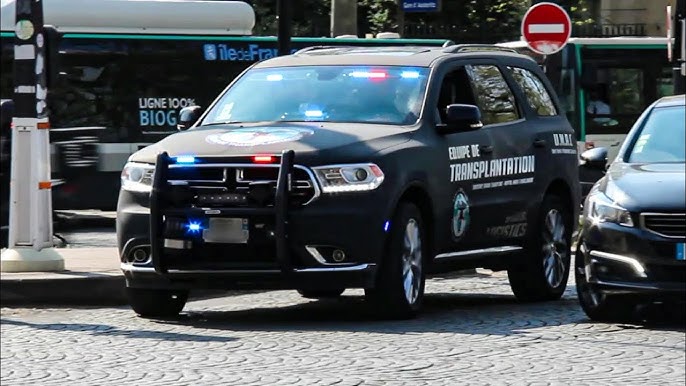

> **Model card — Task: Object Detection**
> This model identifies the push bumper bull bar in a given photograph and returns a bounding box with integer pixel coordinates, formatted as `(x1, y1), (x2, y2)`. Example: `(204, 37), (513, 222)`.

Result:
(149, 150), (296, 275)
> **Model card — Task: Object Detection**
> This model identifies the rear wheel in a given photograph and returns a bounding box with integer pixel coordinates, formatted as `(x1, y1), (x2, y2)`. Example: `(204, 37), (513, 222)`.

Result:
(365, 202), (426, 319)
(297, 289), (345, 299)
(508, 195), (572, 302)
(126, 288), (188, 318)
(575, 252), (636, 322)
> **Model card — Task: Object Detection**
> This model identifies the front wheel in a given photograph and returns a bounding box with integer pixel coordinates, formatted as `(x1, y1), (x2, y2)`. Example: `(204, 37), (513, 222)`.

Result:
(575, 251), (636, 322)
(126, 288), (189, 318)
(365, 202), (426, 319)
(508, 195), (572, 302)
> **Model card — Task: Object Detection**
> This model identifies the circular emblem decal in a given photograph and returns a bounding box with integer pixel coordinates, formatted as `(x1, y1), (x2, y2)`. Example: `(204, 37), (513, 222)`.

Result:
(452, 190), (470, 240)
(15, 20), (34, 41)
(206, 128), (314, 147)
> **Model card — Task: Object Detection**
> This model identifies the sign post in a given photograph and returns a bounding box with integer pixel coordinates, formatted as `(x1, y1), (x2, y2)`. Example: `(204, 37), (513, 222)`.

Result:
(1, 0), (64, 272)
(521, 2), (572, 55)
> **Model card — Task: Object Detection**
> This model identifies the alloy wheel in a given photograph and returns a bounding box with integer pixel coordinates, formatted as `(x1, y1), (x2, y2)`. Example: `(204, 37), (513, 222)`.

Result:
(542, 209), (568, 288)
(401, 218), (422, 305)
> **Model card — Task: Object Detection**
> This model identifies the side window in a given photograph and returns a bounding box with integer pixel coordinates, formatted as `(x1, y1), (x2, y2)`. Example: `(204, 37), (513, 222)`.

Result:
(435, 67), (477, 123)
(465, 65), (520, 125)
(508, 66), (558, 116)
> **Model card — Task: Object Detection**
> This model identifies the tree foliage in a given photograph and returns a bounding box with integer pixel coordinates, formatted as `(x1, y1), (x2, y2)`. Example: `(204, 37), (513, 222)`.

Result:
(248, 0), (597, 39)
(359, 0), (399, 34)
(249, 0), (331, 36)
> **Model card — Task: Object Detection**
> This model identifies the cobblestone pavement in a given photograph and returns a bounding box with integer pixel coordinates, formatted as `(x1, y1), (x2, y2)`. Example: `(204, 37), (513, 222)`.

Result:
(2, 271), (685, 386)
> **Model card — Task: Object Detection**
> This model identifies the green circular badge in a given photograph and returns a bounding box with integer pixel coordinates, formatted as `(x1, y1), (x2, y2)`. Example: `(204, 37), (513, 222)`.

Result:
(15, 20), (35, 40)
(452, 189), (470, 240)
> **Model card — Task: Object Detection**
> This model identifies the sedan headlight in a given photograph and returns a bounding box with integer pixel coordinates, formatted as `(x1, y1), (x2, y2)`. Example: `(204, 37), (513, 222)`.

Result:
(312, 163), (385, 193)
(121, 162), (155, 193)
(587, 192), (633, 227)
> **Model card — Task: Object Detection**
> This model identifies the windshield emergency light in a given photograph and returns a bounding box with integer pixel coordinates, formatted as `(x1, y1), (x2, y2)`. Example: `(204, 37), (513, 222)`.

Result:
(175, 155), (196, 164)
(401, 71), (420, 78)
(350, 71), (387, 78)
(252, 155), (275, 163)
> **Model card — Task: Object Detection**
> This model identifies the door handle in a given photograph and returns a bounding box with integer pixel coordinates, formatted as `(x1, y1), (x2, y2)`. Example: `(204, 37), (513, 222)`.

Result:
(479, 145), (493, 154)
(533, 138), (547, 148)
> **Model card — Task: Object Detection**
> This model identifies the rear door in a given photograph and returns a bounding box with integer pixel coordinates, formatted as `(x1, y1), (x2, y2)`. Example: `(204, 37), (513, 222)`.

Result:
(503, 61), (577, 228)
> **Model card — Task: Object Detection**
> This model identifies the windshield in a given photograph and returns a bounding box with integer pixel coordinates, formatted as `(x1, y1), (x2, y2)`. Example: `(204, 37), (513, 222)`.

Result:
(200, 65), (430, 126)
(627, 105), (686, 163)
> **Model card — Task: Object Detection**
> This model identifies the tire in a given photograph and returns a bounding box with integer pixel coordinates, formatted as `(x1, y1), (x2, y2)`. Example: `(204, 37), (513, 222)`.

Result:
(126, 288), (189, 318)
(574, 251), (636, 322)
(297, 289), (345, 299)
(507, 195), (572, 302)
(365, 202), (426, 319)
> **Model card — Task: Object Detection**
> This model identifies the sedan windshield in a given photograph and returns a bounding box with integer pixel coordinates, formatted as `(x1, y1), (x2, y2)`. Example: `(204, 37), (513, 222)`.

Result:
(627, 105), (686, 163)
(200, 65), (430, 126)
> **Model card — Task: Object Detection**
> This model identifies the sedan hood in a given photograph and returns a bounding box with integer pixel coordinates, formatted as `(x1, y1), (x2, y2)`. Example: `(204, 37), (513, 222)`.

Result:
(601, 163), (686, 212)
(131, 122), (411, 164)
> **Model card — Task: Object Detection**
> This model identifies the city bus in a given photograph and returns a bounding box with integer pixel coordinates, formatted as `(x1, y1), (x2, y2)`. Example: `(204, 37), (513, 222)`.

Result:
(0, 0), (452, 210)
(498, 37), (674, 195)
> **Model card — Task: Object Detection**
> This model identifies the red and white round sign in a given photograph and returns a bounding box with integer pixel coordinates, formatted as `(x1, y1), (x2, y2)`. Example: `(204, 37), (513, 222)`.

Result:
(521, 2), (572, 55)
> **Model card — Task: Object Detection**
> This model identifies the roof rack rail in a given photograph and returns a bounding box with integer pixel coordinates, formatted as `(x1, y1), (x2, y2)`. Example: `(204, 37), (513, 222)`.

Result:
(442, 44), (517, 54)
(293, 45), (354, 55)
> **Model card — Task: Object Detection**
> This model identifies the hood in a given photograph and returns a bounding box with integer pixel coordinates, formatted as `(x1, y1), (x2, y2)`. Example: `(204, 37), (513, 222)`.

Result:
(601, 162), (686, 212)
(131, 122), (411, 165)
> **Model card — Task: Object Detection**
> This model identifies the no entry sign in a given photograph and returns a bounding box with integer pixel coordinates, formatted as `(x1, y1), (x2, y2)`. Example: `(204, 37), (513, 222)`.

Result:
(521, 2), (572, 55)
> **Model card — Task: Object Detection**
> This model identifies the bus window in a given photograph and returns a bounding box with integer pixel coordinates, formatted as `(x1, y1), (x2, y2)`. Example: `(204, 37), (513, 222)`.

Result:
(607, 68), (644, 114)
(657, 66), (675, 98)
(0, 40), (12, 100)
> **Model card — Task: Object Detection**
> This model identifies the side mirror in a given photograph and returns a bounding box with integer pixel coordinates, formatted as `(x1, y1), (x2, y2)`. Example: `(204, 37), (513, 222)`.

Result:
(177, 105), (202, 131)
(579, 147), (608, 170)
(437, 104), (483, 134)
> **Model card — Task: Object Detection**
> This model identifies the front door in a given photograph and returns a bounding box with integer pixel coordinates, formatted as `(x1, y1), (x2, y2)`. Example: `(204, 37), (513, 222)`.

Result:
(430, 62), (497, 252)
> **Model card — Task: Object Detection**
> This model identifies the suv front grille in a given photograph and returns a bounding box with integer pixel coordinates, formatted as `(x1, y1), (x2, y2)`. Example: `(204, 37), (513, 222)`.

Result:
(640, 213), (686, 239)
(167, 163), (319, 208)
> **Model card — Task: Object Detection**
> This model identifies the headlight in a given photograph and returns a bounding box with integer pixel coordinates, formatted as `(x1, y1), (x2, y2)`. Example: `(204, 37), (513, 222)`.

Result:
(587, 192), (633, 227)
(121, 162), (155, 193)
(312, 163), (385, 193)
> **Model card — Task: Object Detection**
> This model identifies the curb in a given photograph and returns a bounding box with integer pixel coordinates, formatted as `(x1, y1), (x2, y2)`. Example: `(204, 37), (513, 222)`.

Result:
(1, 274), (128, 306)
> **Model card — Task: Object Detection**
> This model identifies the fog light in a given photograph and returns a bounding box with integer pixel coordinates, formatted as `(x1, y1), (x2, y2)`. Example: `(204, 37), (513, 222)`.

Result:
(332, 249), (346, 262)
(131, 248), (150, 263)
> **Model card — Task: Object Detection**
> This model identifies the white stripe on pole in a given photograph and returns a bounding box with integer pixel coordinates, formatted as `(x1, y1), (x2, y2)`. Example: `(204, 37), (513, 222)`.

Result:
(14, 44), (36, 60)
(528, 23), (565, 33)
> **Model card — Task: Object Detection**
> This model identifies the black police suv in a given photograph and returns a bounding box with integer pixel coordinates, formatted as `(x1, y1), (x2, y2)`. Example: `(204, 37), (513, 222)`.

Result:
(576, 94), (686, 322)
(116, 45), (581, 319)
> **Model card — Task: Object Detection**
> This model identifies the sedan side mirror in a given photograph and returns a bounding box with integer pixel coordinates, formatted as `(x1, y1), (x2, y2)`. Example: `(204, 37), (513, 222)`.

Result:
(579, 147), (608, 170)
(436, 104), (484, 135)
(177, 105), (203, 131)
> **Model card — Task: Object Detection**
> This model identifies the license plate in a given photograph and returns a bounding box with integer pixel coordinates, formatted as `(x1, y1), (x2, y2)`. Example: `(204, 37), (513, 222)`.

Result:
(203, 218), (249, 244)
(677, 243), (685, 261)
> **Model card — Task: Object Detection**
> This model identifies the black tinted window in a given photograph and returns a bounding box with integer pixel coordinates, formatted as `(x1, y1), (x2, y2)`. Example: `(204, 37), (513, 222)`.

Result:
(47, 38), (245, 142)
(508, 66), (558, 116)
(466, 65), (520, 125)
